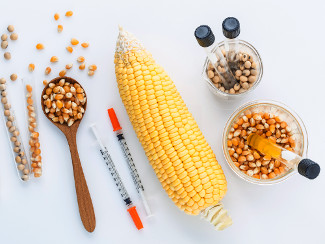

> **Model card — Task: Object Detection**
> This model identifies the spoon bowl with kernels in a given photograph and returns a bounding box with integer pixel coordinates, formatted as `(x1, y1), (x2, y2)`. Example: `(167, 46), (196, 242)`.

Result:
(41, 76), (96, 232)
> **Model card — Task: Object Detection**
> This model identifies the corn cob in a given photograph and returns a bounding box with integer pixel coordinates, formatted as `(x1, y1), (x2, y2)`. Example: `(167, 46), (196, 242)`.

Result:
(114, 27), (232, 230)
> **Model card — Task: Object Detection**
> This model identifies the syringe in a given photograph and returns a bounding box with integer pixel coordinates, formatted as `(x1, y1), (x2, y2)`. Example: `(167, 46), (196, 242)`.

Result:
(90, 124), (143, 230)
(107, 108), (152, 216)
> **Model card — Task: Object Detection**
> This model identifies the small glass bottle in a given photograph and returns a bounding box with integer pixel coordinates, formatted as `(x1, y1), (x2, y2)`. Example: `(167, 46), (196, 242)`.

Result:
(195, 25), (237, 90)
(248, 133), (320, 180)
(222, 17), (241, 71)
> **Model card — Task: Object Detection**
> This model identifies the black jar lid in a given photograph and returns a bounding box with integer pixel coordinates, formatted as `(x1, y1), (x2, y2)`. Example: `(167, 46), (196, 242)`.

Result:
(222, 17), (240, 39)
(194, 25), (215, 48)
(298, 159), (320, 179)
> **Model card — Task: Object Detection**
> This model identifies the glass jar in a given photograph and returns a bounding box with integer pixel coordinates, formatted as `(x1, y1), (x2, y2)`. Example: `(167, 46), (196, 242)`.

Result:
(222, 100), (308, 185)
(202, 40), (263, 100)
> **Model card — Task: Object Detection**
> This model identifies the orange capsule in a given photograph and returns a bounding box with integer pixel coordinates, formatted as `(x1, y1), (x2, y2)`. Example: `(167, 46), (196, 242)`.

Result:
(79, 63), (85, 70)
(81, 42), (89, 48)
(45, 67), (51, 75)
(88, 64), (97, 71)
(54, 13), (60, 20)
(71, 38), (79, 45)
(66, 46), (73, 53)
(59, 70), (66, 77)
(77, 56), (85, 63)
(28, 63), (35, 72)
(57, 25), (63, 33)
(65, 11), (73, 17)
(36, 43), (44, 50)
(50, 56), (58, 62)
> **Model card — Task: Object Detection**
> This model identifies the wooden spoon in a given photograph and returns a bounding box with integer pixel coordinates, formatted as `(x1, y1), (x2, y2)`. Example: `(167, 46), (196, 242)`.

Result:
(41, 76), (96, 232)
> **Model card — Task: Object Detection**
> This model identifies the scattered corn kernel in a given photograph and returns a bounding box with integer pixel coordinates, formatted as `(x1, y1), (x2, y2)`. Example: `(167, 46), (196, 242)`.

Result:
(71, 38), (79, 45)
(65, 63), (73, 69)
(77, 56), (85, 63)
(79, 63), (85, 70)
(54, 13), (60, 20)
(50, 56), (59, 62)
(88, 71), (94, 76)
(28, 64), (35, 72)
(81, 42), (89, 48)
(65, 11), (73, 17)
(45, 67), (51, 75)
(57, 25), (63, 33)
(36, 43), (44, 50)
(66, 46), (73, 53)
(88, 65), (97, 71)
(59, 70), (66, 77)
(43, 80), (48, 86)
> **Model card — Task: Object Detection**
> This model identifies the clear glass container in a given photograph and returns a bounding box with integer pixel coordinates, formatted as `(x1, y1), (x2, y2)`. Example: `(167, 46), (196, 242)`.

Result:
(0, 81), (31, 181)
(222, 100), (308, 185)
(23, 78), (43, 178)
(202, 40), (263, 100)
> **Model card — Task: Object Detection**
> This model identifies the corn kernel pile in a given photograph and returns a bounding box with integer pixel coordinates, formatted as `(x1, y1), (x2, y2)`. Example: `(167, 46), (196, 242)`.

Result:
(227, 112), (296, 179)
(43, 79), (86, 126)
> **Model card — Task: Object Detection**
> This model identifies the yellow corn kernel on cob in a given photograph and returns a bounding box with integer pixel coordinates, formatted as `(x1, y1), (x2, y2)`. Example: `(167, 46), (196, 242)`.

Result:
(114, 27), (232, 230)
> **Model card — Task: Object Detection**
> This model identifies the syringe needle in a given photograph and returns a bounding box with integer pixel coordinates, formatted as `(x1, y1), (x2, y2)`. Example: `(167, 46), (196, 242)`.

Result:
(107, 108), (152, 217)
(90, 123), (143, 230)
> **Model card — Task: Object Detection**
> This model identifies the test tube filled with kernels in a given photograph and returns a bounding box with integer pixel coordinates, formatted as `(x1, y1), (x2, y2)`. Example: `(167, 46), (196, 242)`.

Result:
(0, 78), (31, 181)
(23, 78), (43, 178)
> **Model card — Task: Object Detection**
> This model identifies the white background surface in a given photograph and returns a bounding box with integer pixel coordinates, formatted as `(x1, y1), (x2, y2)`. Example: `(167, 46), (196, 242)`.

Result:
(0, 0), (324, 243)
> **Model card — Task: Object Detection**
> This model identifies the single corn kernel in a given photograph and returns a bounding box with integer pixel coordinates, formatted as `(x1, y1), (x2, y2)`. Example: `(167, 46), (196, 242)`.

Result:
(28, 63), (35, 72)
(50, 56), (59, 62)
(81, 42), (89, 48)
(57, 25), (63, 33)
(71, 38), (79, 45)
(43, 80), (48, 86)
(54, 13), (59, 20)
(66, 63), (73, 69)
(45, 67), (51, 75)
(36, 43), (44, 50)
(66, 46), (73, 53)
(59, 70), (66, 77)
(26, 85), (33, 93)
(77, 56), (85, 63)
(88, 70), (94, 76)
(65, 11), (73, 17)
(79, 63), (85, 70)
(88, 64), (97, 71)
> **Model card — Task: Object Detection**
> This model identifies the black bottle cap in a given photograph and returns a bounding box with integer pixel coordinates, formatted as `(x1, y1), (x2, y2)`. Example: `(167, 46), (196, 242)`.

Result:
(195, 25), (215, 48)
(222, 17), (240, 39)
(298, 159), (320, 179)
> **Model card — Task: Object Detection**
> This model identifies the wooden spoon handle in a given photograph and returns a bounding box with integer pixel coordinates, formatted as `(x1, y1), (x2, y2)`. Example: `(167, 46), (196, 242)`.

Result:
(67, 135), (96, 232)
